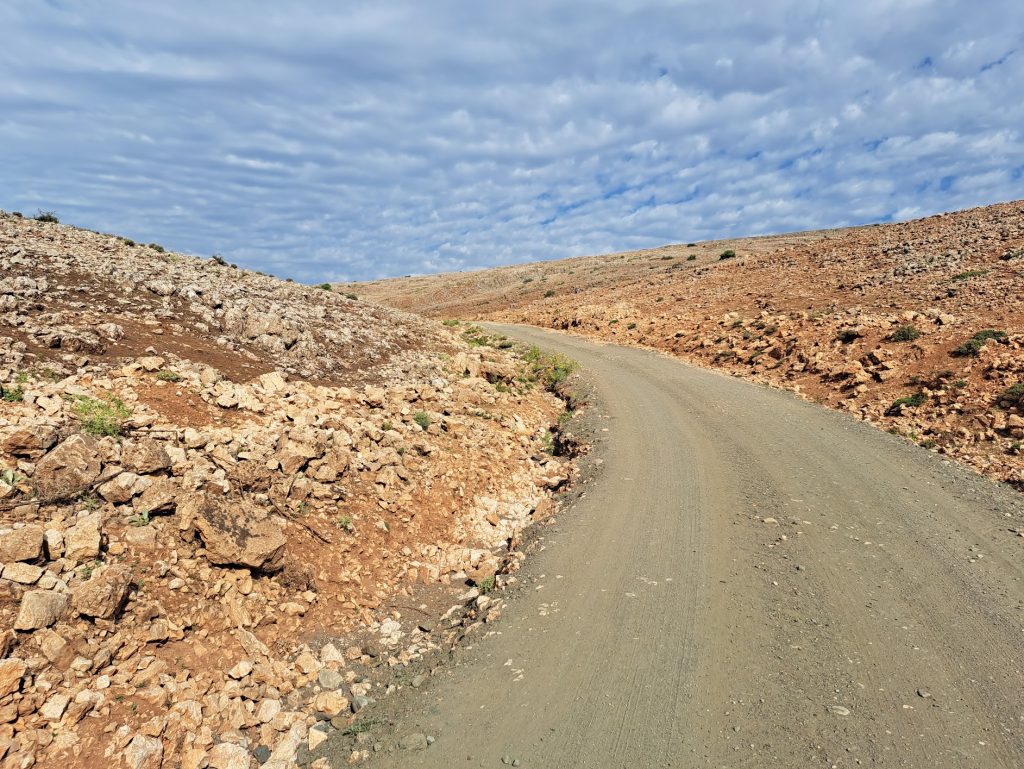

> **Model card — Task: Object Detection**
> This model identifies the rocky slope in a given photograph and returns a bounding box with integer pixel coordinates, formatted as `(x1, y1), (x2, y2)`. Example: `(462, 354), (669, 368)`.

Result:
(357, 199), (1024, 491)
(0, 213), (572, 769)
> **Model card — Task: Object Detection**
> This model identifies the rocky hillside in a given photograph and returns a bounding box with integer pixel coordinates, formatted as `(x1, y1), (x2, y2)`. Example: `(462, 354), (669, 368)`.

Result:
(0, 213), (572, 768)
(357, 199), (1024, 491)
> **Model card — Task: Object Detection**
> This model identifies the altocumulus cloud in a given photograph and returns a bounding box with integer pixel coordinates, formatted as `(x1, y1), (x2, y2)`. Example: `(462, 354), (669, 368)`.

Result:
(1, 0), (1022, 281)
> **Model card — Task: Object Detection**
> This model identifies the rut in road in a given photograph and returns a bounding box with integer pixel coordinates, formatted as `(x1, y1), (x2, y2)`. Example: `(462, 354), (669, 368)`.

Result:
(337, 324), (1024, 769)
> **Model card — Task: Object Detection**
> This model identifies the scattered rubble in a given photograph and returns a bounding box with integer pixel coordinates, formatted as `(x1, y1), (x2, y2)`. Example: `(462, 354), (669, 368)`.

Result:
(0, 213), (575, 768)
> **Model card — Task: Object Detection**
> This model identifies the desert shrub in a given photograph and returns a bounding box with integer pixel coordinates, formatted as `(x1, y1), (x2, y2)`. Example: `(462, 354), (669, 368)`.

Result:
(413, 411), (431, 429)
(951, 269), (988, 281)
(155, 370), (182, 382)
(889, 325), (921, 342)
(72, 395), (130, 436)
(886, 392), (927, 415)
(719, 249), (736, 260)
(442, 319), (460, 326)
(35, 210), (59, 223)
(523, 277), (534, 283)
(1, 385), (24, 402)
(211, 254), (227, 266)
(687, 254), (697, 261)
(318, 283), (332, 290)
(999, 382), (1024, 405)
(149, 243), (165, 252)
(952, 329), (1007, 357)
(544, 289), (555, 298)
(627, 322), (637, 330)
(345, 292), (357, 300)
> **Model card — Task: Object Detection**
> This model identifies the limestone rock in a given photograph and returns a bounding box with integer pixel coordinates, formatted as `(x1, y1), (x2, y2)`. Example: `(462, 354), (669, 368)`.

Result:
(0, 658), (26, 697)
(124, 734), (164, 769)
(33, 434), (102, 499)
(64, 512), (103, 561)
(0, 525), (44, 562)
(192, 493), (286, 572)
(14, 590), (69, 630)
(72, 564), (133, 619)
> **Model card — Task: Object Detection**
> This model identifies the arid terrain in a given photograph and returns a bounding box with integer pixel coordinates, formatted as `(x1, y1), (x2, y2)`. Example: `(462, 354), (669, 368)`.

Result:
(0, 213), (573, 769)
(357, 199), (1024, 491)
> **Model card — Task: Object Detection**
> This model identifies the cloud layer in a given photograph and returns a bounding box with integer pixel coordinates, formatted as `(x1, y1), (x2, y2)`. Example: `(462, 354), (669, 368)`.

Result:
(2, 1), (1021, 281)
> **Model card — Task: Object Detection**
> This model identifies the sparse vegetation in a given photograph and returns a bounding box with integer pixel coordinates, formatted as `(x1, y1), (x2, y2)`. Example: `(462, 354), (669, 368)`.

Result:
(413, 411), (431, 429)
(72, 395), (131, 436)
(889, 325), (922, 342)
(1, 383), (24, 402)
(128, 510), (151, 527)
(523, 277), (534, 283)
(34, 210), (59, 223)
(336, 515), (354, 532)
(318, 283), (332, 290)
(719, 249), (736, 260)
(442, 319), (460, 327)
(148, 243), (165, 252)
(687, 254), (697, 261)
(521, 344), (577, 388)
(627, 322), (637, 330)
(952, 329), (1007, 357)
(999, 382), (1024, 404)
(544, 289), (556, 298)
(344, 292), (358, 300)
(155, 370), (182, 382)
(887, 392), (927, 415)
(478, 575), (496, 594)
(951, 269), (989, 281)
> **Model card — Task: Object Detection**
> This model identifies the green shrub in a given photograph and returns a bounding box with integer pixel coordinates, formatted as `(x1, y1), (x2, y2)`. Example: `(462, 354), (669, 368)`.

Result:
(1, 385), (24, 403)
(687, 254), (697, 261)
(155, 370), (182, 382)
(952, 329), (1007, 357)
(999, 382), (1024, 404)
(318, 283), (332, 291)
(413, 411), (431, 429)
(344, 292), (357, 300)
(442, 319), (460, 327)
(627, 322), (637, 330)
(35, 210), (59, 223)
(72, 395), (130, 436)
(889, 325), (921, 342)
(544, 289), (555, 298)
(336, 515), (354, 532)
(149, 243), (165, 252)
(950, 269), (988, 281)
(886, 392), (927, 415)
(719, 249), (736, 260)
(523, 277), (534, 283)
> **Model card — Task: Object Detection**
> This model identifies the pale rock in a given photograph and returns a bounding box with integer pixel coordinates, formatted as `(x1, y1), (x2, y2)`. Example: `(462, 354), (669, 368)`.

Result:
(71, 563), (133, 619)
(40, 693), (70, 721)
(312, 690), (349, 717)
(33, 434), (102, 500)
(124, 734), (164, 769)
(1, 562), (42, 584)
(0, 658), (26, 697)
(0, 525), (45, 563)
(14, 589), (68, 630)
(207, 742), (251, 769)
(64, 512), (103, 561)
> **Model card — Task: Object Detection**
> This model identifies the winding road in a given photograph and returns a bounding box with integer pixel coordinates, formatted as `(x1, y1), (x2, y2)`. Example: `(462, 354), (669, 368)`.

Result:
(369, 324), (1024, 768)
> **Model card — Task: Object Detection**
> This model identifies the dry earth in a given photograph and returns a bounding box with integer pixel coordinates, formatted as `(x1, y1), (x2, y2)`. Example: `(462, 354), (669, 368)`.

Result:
(356, 199), (1024, 491)
(0, 213), (574, 769)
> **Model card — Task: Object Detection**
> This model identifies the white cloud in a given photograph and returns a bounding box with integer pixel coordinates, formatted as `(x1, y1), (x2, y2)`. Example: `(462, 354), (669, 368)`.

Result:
(0, 0), (1021, 282)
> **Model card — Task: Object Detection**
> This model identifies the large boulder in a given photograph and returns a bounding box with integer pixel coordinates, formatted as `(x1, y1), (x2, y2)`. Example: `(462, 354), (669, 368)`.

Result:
(0, 524), (44, 562)
(14, 590), (68, 630)
(190, 493), (286, 572)
(72, 564), (133, 619)
(33, 434), (101, 499)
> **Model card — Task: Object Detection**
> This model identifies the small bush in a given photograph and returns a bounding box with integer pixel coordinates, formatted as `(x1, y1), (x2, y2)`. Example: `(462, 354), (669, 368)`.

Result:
(148, 243), (165, 253)
(951, 269), (988, 281)
(413, 411), (431, 429)
(336, 515), (354, 532)
(544, 289), (556, 298)
(886, 392), (927, 415)
(35, 210), (59, 223)
(687, 254), (697, 261)
(999, 382), (1024, 404)
(344, 292), (357, 300)
(155, 370), (182, 382)
(442, 319), (460, 327)
(318, 283), (332, 291)
(477, 575), (496, 594)
(11, 211), (22, 218)
(952, 329), (1007, 357)
(686, 242), (697, 247)
(523, 277), (534, 283)
(211, 254), (227, 266)
(660, 255), (674, 260)
(72, 395), (130, 436)
(627, 322), (637, 330)
(122, 238), (136, 247)
(889, 325), (921, 342)
(719, 249), (736, 260)
(1, 385), (24, 403)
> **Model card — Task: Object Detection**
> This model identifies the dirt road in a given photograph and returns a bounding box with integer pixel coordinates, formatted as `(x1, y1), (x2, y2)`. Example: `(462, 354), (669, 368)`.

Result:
(364, 324), (1024, 768)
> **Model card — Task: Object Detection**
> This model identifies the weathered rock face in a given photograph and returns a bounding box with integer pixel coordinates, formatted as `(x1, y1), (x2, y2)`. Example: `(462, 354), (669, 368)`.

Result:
(123, 438), (172, 474)
(190, 492), (286, 572)
(33, 434), (101, 499)
(0, 525), (44, 562)
(0, 658), (25, 697)
(72, 564), (133, 619)
(64, 512), (103, 561)
(14, 590), (68, 630)
(0, 423), (57, 457)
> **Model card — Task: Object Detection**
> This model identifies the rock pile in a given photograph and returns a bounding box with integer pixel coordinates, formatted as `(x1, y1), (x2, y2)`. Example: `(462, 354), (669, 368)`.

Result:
(0, 213), (570, 768)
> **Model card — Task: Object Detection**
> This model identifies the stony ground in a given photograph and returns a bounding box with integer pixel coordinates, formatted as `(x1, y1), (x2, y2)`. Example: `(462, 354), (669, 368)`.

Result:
(0, 214), (572, 769)
(357, 199), (1024, 491)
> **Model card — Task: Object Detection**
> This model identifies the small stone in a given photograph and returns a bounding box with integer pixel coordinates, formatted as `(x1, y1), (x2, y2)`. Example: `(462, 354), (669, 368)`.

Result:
(40, 693), (70, 721)
(828, 705), (851, 716)
(399, 733), (428, 751)
(206, 742), (250, 769)
(227, 660), (253, 680)
(917, 688), (932, 699)
(0, 658), (26, 697)
(0, 525), (45, 562)
(313, 691), (350, 717)
(317, 668), (345, 690)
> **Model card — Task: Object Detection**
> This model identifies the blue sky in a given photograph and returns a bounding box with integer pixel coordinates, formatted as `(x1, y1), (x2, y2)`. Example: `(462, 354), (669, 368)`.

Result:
(2, 1), (1022, 282)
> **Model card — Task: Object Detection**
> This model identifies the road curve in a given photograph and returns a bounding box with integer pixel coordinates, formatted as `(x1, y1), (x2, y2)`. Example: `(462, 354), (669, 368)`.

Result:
(370, 324), (1024, 768)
